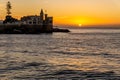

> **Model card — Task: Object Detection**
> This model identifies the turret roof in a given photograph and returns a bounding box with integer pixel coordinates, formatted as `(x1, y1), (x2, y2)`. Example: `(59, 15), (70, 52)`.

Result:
(40, 9), (44, 14)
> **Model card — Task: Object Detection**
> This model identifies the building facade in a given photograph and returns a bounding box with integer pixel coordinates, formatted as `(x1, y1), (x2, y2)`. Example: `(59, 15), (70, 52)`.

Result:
(21, 9), (53, 32)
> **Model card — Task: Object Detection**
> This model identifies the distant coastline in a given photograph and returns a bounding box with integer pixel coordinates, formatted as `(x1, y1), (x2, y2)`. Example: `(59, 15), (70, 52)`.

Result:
(57, 25), (120, 29)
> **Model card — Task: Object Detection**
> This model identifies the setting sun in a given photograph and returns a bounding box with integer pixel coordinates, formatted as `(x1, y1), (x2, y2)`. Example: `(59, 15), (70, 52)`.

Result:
(78, 24), (82, 27)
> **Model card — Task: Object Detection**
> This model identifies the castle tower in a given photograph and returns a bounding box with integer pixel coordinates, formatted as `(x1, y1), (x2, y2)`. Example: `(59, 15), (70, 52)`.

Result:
(44, 10), (47, 21)
(40, 9), (44, 21)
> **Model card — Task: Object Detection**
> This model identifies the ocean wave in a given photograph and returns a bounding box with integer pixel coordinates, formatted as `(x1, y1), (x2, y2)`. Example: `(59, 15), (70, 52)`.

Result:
(37, 70), (120, 79)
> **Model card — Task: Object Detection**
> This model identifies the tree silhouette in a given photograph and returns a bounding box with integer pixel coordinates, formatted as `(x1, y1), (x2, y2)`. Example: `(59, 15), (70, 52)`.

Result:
(3, 1), (18, 24)
(6, 1), (12, 15)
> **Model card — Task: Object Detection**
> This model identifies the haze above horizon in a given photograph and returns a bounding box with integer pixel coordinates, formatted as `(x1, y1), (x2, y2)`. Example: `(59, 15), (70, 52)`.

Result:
(0, 0), (120, 27)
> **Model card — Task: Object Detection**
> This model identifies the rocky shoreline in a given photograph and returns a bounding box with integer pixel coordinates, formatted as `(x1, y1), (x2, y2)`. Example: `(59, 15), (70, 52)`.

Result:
(0, 25), (70, 34)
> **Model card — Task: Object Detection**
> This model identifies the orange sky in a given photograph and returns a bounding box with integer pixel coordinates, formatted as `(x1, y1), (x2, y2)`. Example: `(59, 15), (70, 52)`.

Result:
(0, 0), (120, 26)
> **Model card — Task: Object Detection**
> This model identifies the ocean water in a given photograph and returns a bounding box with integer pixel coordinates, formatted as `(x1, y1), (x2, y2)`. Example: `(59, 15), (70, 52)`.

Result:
(0, 28), (120, 79)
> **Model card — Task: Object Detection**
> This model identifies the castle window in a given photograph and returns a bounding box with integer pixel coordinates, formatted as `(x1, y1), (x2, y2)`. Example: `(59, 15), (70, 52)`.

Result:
(29, 22), (32, 24)
(49, 20), (52, 23)
(33, 22), (36, 24)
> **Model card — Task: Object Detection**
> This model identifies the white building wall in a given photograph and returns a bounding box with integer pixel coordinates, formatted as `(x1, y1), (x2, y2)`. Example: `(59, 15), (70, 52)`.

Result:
(21, 16), (43, 25)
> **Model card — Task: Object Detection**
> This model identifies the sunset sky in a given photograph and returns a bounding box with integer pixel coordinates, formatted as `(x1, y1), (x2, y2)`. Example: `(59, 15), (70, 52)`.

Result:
(0, 0), (120, 26)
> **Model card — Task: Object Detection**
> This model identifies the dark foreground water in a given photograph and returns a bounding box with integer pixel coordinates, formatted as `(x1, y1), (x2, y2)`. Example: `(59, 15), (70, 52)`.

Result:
(0, 29), (120, 80)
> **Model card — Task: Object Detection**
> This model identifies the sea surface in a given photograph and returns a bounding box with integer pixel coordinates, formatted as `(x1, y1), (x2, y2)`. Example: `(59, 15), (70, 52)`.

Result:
(0, 28), (120, 80)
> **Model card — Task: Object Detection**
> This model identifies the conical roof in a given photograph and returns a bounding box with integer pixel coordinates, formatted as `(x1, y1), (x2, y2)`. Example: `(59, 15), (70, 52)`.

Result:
(40, 9), (44, 14)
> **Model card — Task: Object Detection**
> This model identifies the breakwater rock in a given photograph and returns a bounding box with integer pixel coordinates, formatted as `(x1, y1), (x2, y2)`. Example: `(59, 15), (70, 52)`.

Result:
(53, 28), (70, 33)
(0, 24), (70, 34)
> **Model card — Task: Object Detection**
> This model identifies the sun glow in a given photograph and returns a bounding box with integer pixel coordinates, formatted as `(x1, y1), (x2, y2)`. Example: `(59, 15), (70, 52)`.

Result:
(78, 24), (82, 27)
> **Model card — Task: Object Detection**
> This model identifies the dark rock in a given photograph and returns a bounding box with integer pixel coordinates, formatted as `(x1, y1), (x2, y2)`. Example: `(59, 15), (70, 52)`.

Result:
(0, 25), (70, 34)
(53, 28), (70, 32)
